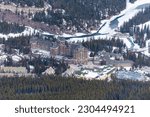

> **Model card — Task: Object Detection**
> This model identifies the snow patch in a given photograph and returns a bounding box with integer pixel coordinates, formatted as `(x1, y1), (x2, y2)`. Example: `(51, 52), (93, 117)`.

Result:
(12, 55), (22, 62)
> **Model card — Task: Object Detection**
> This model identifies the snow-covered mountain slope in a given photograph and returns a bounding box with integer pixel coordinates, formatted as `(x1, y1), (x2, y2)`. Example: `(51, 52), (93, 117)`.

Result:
(99, 0), (150, 35)
(67, 0), (150, 49)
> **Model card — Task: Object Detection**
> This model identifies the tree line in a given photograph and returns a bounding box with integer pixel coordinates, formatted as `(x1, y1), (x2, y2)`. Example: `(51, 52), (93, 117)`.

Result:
(120, 6), (150, 47)
(0, 36), (31, 54)
(0, 21), (25, 34)
(82, 38), (125, 53)
(0, 76), (150, 100)
(124, 51), (150, 68)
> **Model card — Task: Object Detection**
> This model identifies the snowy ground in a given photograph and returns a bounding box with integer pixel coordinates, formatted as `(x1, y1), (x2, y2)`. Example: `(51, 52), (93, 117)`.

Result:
(98, 0), (150, 48)
(116, 65), (150, 82)
(0, 26), (38, 40)
(63, 0), (150, 50)
(138, 21), (150, 29)
(116, 70), (147, 81)
(135, 40), (150, 57)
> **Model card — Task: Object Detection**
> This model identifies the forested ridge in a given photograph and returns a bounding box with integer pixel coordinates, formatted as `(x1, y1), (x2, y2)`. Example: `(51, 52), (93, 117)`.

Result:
(0, 76), (150, 100)
(0, 0), (136, 33)
(48, 0), (126, 20)
(32, 0), (127, 32)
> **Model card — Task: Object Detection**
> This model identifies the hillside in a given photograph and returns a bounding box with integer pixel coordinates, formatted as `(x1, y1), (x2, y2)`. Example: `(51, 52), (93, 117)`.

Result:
(98, 0), (150, 36)
(0, 0), (128, 34)
(0, 0), (45, 7)
(0, 0), (150, 49)
(66, 0), (150, 50)
(2, 0), (150, 36)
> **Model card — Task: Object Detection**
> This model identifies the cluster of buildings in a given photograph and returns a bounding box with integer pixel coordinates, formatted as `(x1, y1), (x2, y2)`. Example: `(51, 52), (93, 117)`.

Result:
(73, 65), (116, 80)
(30, 36), (89, 64)
(0, 66), (34, 78)
(30, 36), (52, 51)
(29, 33), (150, 80)
(93, 51), (134, 70)
(50, 41), (88, 64)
